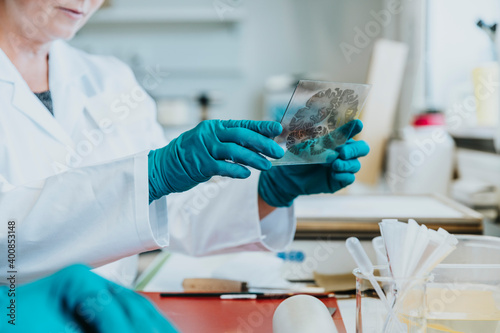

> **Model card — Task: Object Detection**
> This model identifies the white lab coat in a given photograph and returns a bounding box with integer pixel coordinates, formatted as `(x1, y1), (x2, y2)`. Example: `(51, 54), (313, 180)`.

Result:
(0, 40), (295, 286)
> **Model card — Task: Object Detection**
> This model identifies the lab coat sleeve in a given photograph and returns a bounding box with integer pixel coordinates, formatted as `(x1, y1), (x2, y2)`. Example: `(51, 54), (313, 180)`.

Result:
(98, 55), (296, 256)
(166, 170), (296, 256)
(0, 152), (167, 284)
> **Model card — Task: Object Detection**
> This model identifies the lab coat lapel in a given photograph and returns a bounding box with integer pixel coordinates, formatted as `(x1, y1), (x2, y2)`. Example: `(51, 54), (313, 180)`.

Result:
(48, 40), (90, 140)
(0, 47), (75, 147)
(51, 79), (89, 139)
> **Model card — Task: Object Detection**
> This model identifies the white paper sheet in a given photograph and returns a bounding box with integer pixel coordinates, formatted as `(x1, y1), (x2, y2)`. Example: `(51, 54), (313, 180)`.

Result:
(137, 251), (291, 292)
(295, 195), (463, 219)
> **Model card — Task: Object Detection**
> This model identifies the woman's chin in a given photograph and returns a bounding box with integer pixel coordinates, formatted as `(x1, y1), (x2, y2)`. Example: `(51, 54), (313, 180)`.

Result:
(58, 32), (78, 41)
(48, 25), (81, 41)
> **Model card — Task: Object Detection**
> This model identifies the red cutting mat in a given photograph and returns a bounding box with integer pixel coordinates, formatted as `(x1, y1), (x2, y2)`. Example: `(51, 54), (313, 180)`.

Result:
(142, 292), (347, 333)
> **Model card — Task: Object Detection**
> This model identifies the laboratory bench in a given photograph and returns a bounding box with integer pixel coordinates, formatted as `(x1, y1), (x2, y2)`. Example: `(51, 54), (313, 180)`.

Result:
(141, 292), (347, 333)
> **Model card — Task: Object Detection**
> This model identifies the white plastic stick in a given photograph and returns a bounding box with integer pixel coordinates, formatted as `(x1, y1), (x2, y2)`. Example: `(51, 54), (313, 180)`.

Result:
(346, 237), (403, 330)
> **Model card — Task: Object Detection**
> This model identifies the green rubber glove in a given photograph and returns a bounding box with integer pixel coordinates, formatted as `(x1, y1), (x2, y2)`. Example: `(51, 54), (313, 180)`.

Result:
(148, 119), (284, 203)
(1, 265), (178, 333)
(258, 119), (370, 207)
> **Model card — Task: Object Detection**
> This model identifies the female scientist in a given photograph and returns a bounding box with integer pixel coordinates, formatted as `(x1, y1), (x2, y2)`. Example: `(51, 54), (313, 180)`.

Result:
(0, 0), (369, 288)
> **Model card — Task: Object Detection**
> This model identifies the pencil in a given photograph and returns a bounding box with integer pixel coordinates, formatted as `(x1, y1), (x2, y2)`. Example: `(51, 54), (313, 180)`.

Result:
(160, 292), (336, 299)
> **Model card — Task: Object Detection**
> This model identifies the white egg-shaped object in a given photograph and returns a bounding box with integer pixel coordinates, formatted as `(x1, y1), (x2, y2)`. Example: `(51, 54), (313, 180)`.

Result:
(272, 295), (337, 333)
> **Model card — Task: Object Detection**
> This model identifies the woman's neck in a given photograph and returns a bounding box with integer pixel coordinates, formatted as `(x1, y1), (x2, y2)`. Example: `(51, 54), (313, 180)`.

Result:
(0, 20), (51, 92)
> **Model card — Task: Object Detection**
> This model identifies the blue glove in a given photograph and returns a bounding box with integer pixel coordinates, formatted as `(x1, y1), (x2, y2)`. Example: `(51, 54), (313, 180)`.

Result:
(1, 265), (178, 333)
(149, 119), (284, 203)
(258, 119), (370, 207)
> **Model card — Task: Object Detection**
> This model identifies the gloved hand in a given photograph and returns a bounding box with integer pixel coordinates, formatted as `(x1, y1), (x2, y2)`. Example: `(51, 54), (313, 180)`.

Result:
(258, 119), (369, 207)
(1, 265), (178, 333)
(148, 119), (284, 203)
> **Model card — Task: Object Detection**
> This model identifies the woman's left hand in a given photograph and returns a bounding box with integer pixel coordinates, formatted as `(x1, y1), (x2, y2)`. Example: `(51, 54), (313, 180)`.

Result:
(5, 265), (179, 333)
(258, 120), (369, 208)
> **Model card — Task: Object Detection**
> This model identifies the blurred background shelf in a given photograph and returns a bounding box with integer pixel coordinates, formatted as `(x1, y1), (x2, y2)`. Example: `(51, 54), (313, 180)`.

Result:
(450, 127), (498, 153)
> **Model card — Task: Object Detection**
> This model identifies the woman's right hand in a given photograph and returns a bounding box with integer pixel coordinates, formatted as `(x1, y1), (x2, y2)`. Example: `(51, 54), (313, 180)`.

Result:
(148, 119), (285, 203)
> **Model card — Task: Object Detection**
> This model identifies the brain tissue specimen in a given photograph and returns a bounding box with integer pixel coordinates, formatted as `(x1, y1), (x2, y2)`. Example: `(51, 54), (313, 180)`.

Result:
(285, 88), (359, 157)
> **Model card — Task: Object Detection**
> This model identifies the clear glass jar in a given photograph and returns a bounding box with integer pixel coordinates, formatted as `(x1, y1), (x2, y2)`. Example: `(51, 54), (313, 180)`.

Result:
(354, 266), (428, 333)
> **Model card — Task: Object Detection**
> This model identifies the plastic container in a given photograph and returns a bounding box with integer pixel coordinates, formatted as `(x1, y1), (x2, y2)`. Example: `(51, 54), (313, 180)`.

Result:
(373, 235), (500, 266)
(386, 112), (455, 195)
(373, 235), (500, 333)
(429, 235), (500, 332)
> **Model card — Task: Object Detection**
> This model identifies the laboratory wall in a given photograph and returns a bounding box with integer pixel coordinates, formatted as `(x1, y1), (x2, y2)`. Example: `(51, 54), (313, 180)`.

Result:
(70, 0), (385, 126)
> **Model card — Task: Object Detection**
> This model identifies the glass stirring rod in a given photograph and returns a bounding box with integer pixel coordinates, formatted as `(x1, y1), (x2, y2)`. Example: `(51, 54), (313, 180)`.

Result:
(346, 237), (403, 330)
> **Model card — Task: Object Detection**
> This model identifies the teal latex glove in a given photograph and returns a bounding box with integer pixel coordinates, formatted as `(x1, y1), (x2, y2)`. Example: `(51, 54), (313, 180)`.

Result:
(258, 119), (370, 207)
(1, 265), (178, 333)
(149, 119), (284, 203)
